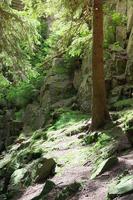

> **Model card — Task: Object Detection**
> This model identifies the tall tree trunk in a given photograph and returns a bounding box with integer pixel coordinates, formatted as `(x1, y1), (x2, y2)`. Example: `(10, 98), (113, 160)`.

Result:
(91, 0), (110, 130)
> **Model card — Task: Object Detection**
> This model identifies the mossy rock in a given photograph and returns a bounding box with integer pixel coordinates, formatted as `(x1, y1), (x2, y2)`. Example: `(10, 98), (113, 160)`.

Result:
(113, 98), (133, 111)
(83, 132), (99, 145)
(15, 147), (43, 164)
(55, 182), (81, 200)
(9, 168), (29, 191)
(108, 175), (133, 199)
(91, 156), (118, 179)
(32, 180), (55, 200)
(32, 129), (48, 141)
(34, 157), (56, 183)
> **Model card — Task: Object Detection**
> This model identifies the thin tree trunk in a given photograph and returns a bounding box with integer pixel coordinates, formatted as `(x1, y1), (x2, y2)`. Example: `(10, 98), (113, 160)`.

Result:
(91, 0), (110, 130)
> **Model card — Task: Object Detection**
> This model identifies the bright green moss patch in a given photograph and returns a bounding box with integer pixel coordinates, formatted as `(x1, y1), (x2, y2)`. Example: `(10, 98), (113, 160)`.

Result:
(49, 109), (89, 131)
(113, 98), (133, 110)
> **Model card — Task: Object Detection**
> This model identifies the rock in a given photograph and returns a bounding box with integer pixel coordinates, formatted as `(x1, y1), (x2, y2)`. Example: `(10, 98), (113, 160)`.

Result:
(127, 28), (133, 59)
(91, 156), (118, 179)
(76, 54), (92, 113)
(83, 132), (99, 145)
(0, 154), (12, 171)
(34, 157), (56, 183)
(32, 180), (55, 200)
(114, 193), (133, 200)
(55, 182), (81, 200)
(9, 168), (28, 192)
(126, 128), (133, 146)
(23, 103), (45, 133)
(127, 0), (133, 33)
(108, 175), (133, 199)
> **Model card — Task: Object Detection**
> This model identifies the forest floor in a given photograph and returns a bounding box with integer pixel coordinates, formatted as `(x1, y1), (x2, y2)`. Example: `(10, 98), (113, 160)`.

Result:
(0, 109), (133, 200)
(14, 109), (133, 200)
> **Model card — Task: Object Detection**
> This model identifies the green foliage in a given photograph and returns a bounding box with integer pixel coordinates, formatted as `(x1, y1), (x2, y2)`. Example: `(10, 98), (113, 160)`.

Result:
(0, 74), (10, 105)
(0, 0), (40, 70)
(118, 110), (133, 131)
(104, 12), (127, 48)
(32, 129), (48, 141)
(49, 109), (88, 130)
(111, 12), (127, 26)
(7, 74), (44, 107)
(113, 99), (133, 110)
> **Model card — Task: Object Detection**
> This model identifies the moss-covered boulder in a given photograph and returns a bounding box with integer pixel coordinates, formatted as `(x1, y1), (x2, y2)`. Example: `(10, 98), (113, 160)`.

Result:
(9, 168), (29, 194)
(32, 180), (55, 200)
(91, 156), (118, 179)
(34, 157), (56, 183)
(108, 175), (133, 199)
(83, 132), (99, 145)
(55, 182), (81, 200)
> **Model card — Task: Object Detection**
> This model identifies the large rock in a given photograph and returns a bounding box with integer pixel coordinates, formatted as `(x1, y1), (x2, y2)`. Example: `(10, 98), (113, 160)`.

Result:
(34, 157), (56, 183)
(116, 0), (127, 47)
(91, 156), (118, 179)
(23, 103), (46, 133)
(127, 0), (133, 33)
(32, 180), (55, 200)
(127, 28), (133, 59)
(9, 168), (29, 192)
(76, 54), (92, 112)
(108, 175), (133, 199)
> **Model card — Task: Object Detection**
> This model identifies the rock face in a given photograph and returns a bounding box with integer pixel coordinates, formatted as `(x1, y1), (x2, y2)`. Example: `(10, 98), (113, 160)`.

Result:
(23, 58), (77, 133)
(74, 0), (133, 112)
(19, 0), (133, 133)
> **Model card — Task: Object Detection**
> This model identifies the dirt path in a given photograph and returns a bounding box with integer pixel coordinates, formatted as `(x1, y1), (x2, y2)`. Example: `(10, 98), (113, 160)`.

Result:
(16, 127), (133, 200)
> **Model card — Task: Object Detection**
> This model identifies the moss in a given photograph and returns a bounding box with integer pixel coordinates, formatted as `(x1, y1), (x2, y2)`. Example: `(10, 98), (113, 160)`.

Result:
(117, 110), (133, 131)
(32, 129), (48, 141)
(83, 132), (100, 145)
(113, 99), (133, 111)
(32, 180), (55, 200)
(55, 182), (81, 200)
(49, 108), (89, 131)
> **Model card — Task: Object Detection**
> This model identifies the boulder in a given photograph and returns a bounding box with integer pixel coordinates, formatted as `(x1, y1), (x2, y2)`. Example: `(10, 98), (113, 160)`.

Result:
(32, 180), (55, 200)
(23, 103), (46, 133)
(127, 0), (133, 33)
(55, 182), (81, 200)
(127, 28), (133, 59)
(34, 157), (56, 183)
(91, 156), (118, 179)
(9, 168), (29, 192)
(108, 175), (133, 199)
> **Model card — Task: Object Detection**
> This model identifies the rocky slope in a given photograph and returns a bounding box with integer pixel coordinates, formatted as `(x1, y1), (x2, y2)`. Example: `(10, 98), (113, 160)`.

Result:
(0, 0), (133, 200)
(0, 108), (133, 200)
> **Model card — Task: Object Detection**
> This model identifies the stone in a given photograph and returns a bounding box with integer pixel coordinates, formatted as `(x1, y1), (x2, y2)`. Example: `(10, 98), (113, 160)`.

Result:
(32, 180), (55, 200)
(127, 0), (133, 33)
(34, 157), (56, 183)
(76, 53), (92, 113)
(127, 28), (133, 59)
(10, 168), (28, 189)
(91, 156), (118, 179)
(23, 103), (45, 133)
(114, 193), (133, 200)
(0, 154), (12, 170)
(83, 132), (99, 145)
(108, 175), (133, 199)
(55, 182), (81, 200)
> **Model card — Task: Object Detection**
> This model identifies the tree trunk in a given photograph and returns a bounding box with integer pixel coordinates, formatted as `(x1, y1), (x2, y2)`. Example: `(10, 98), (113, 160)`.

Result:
(91, 0), (110, 130)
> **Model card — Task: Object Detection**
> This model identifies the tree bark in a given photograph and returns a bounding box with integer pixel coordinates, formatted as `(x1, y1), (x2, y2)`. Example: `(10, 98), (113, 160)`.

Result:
(91, 0), (110, 130)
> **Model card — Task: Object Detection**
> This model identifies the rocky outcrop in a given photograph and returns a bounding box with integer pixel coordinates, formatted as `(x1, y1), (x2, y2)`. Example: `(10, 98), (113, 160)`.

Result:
(22, 58), (77, 133)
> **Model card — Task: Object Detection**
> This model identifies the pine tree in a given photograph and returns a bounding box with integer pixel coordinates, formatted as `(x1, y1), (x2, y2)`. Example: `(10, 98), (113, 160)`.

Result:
(91, 0), (110, 130)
